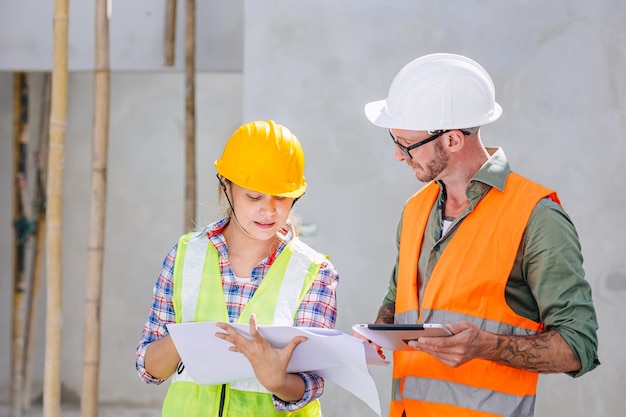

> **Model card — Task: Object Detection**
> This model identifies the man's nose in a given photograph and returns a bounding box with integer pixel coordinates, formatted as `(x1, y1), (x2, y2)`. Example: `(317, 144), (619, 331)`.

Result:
(394, 144), (406, 161)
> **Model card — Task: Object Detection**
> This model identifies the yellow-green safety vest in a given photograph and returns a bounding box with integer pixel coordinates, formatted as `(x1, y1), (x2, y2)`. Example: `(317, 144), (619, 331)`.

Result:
(162, 228), (326, 417)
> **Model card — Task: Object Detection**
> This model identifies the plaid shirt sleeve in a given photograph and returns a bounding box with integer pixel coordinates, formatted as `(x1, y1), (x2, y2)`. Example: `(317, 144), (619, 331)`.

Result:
(135, 226), (340, 412)
(135, 244), (178, 384)
(273, 259), (340, 411)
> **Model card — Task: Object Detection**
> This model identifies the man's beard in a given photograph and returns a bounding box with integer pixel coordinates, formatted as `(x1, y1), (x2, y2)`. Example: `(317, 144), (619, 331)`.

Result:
(414, 140), (448, 182)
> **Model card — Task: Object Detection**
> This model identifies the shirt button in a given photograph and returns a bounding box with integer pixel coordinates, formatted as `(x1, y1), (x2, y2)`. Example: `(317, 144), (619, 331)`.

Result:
(434, 244), (440, 251)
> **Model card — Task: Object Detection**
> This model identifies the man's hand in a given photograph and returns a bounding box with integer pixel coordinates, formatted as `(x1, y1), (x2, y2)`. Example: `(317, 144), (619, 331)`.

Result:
(352, 327), (386, 360)
(407, 320), (581, 373)
(407, 321), (490, 367)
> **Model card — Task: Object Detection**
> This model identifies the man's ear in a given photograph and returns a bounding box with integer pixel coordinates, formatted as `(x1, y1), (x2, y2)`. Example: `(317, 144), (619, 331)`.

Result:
(444, 130), (465, 151)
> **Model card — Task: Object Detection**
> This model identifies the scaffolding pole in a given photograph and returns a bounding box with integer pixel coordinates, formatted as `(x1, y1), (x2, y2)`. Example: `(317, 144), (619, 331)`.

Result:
(43, 0), (69, 416)
(184, 0), (196, 232)
(81, 0), (111, 415)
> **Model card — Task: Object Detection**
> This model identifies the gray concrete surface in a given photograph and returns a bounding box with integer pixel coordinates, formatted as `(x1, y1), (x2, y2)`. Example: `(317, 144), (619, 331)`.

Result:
(0, 404), (161, 417)
(1, 1), (624, 416)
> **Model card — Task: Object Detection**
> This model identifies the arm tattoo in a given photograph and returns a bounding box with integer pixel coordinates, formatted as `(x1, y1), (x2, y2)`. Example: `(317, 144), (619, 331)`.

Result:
(493, 332), (554, 372)
(375, 303), (395, 324)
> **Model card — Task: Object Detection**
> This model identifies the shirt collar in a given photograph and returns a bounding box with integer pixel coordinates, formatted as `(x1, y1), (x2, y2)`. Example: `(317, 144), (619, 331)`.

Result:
(201, 217), (293, 263)
(472, 146), (510, 192)
(434, 146), (511, 203)
(202, 217), (294, 239)
(201, 217), (230, 238)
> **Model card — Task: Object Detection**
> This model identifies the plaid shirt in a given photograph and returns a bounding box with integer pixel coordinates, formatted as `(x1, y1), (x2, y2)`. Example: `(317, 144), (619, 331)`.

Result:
(136, 217), (339, 411)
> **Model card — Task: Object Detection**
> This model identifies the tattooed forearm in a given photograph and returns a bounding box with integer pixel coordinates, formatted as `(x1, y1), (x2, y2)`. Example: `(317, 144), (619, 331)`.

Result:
(375, 303), (395, 324)
(494, 334), (551, 371)
(492, 330), (581, 373)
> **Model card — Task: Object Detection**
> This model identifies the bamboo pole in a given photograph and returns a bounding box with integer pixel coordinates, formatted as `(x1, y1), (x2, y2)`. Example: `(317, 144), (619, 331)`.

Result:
(81, 0), (110, 416)
(23, 72), (52, 412)
(164, 0), (177, 66)
(44, 1), (69, 416)
(184, 0), (196, 232)
(11, 71), (29, 417)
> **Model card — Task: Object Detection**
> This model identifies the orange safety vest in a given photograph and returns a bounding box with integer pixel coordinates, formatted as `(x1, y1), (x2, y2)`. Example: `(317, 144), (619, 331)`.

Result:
(392, 173), (560, 417)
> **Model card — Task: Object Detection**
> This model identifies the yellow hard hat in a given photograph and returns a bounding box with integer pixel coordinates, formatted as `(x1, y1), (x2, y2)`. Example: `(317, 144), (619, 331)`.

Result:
(214, 120), (307, 198)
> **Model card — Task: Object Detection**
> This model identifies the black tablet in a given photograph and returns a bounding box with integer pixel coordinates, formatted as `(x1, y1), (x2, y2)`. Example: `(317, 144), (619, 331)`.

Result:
(353, 323), (452, 351)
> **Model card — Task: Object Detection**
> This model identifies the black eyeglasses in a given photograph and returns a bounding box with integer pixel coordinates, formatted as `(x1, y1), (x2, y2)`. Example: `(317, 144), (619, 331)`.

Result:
(389, 129), (446, 159)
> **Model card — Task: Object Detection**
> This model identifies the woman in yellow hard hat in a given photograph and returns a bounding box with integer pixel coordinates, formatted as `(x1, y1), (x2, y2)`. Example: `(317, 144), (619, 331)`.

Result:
(135, 120), (339, 417)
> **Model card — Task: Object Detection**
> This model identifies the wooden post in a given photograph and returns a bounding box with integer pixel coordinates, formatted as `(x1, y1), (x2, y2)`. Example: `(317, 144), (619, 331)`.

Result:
(44, 1), (69, 416)
(184, 0), (196, 232)
(164, 0), (177, 66)
(81, 0), (110, 416)
(23, 72), (52, 412)
(11, 71), (29, 417)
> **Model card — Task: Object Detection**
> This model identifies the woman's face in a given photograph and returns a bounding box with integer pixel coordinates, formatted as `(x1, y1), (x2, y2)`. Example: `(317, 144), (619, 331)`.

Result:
(227, 182), (294, 241)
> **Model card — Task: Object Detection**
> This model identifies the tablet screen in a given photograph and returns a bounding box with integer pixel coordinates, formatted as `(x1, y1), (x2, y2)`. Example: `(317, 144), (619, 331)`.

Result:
(353, 323), (451, 350)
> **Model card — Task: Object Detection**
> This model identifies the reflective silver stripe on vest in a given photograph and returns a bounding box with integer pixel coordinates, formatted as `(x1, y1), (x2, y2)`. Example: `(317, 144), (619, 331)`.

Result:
(230, 377), (270, 393)
(395, 309), (418, 325)
(177, 234), (320, 393)
(395, 309), (540, 336)
(170, 367), (269, 394)
(395, 376), (535, 417)
(272, 238), (323, 326)
(180, 229), (210, 323)
(391, 377), (402, 403)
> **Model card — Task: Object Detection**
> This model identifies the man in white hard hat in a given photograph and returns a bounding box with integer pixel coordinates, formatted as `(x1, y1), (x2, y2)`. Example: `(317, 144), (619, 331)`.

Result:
(363, 53), (599, 417)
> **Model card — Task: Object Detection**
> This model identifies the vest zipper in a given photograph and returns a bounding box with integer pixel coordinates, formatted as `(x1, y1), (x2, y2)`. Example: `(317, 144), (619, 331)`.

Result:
(218, 384), (226, 417)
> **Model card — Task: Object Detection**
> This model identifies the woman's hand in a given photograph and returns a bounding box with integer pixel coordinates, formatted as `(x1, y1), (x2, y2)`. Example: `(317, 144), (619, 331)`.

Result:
(215, 314), (308, 401)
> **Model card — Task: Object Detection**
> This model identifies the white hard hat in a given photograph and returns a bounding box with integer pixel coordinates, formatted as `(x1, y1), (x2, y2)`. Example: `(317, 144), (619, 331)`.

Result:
(364, 53), (502, 131)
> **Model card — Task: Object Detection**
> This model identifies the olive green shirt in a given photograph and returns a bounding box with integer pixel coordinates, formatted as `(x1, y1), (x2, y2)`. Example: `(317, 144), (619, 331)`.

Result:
(381, 147), (599, 377)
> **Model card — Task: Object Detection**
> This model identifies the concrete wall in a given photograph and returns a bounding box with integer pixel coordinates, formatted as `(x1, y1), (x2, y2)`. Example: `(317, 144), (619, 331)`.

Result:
(1, 1), (624, 416)
(0, 70), (244, 407)
(0, 1), (243, 71)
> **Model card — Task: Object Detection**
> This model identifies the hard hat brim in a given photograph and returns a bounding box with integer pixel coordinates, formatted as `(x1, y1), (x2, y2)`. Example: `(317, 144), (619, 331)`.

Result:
(364, 99), (391, 128)
(271, 184), (307, 198)
(365, 99), (502, 131)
